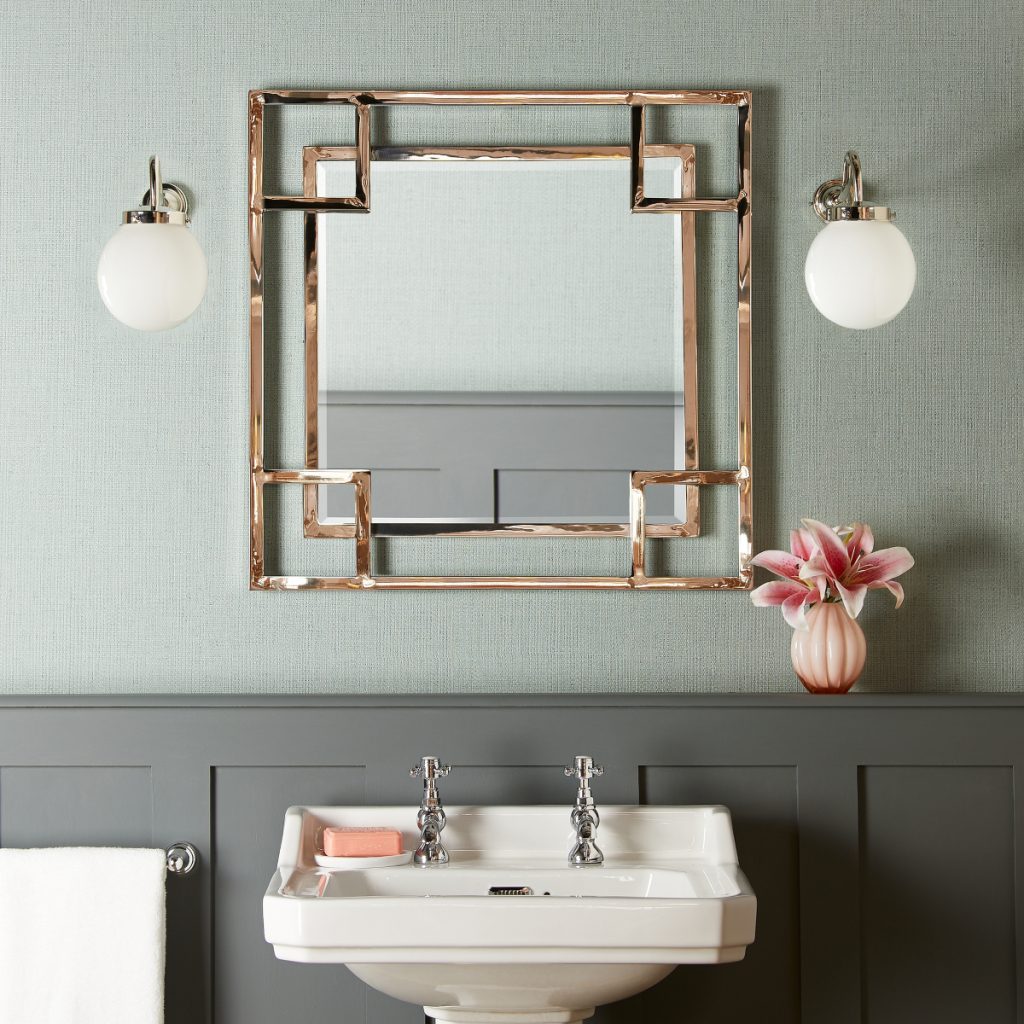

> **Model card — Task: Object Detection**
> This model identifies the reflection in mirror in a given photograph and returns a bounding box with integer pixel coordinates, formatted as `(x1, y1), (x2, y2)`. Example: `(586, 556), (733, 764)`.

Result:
(312, 148), (696, 535)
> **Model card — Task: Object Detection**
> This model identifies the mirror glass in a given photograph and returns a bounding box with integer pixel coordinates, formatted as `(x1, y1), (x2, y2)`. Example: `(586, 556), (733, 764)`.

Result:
(314, 149), (694, 533)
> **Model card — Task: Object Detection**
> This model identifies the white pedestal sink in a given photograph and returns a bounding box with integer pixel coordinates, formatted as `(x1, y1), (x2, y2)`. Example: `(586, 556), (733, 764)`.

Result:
(264, 805), (756, 1024)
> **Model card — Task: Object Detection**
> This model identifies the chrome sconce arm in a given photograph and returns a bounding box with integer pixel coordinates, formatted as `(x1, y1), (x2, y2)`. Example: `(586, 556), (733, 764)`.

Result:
(125, 156), (191, 226)
(811, 150), (894, 223)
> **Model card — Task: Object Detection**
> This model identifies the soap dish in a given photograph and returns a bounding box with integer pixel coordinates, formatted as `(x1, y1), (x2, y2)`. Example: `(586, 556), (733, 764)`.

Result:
(314, 850), (413, 870)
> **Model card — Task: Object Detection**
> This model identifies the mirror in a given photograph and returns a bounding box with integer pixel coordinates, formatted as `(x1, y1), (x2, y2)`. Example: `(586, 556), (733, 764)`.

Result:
(308, 145), (698, 536)
(248, 88), (753, 591)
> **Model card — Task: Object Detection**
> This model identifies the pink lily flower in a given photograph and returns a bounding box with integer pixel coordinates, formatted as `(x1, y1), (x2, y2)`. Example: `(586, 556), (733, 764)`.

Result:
(750, 519), (914, 629)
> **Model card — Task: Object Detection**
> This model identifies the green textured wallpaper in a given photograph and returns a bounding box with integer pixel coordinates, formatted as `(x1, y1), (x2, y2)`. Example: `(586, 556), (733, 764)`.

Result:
(0, 0), (1021, 693)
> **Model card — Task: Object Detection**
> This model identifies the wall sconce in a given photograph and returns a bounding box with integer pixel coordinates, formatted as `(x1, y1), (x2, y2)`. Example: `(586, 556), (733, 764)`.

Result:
(804, 151), (916, 330)
(97, 157), (207, 331)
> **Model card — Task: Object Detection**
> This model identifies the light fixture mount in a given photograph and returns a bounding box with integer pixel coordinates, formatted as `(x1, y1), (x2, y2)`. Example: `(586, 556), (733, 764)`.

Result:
(811, 150), (894, 223)
(123, 156), (190, 225)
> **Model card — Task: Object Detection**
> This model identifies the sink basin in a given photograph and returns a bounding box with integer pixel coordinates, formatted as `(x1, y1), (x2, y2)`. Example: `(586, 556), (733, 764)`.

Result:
(264, 805), (756, 1024)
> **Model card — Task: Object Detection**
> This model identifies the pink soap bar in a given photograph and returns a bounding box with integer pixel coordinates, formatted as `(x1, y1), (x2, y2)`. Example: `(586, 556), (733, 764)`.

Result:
(323, 826), (403, 857)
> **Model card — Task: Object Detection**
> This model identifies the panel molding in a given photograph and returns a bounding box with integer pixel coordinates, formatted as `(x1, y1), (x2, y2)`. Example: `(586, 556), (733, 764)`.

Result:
(1, 697), (1022, 1024)
(859, 766), (1016, 1024)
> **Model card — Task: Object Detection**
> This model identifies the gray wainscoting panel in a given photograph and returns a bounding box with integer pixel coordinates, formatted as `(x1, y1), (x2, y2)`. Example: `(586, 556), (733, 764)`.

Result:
(634, 766), (800, 1024)
(213, 766), (370, 1024)
(1, 696), (1023, 1024)
(0, 766), (153, 847)
(431, 765), (568, 805)
(859, 766), (1016, 1024)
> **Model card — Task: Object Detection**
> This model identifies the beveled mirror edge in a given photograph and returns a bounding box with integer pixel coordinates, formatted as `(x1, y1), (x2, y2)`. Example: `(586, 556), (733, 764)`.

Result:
(301, 143), (701, 540)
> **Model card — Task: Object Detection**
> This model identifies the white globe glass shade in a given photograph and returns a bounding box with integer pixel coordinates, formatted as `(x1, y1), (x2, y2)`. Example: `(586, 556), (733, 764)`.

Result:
(804, 220), (916, 330)
(97, 223), (208, 331)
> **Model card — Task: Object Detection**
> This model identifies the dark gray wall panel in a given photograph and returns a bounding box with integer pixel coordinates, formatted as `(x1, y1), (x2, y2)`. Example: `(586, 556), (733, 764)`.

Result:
(0, 697), (1022, 1024)
(628, 766), (801, 1024)
(0, 766), (153, 847)
(420, 764), (568, 805)
(859, 766), (1016, 1024)
(213, 766), (371, 1024)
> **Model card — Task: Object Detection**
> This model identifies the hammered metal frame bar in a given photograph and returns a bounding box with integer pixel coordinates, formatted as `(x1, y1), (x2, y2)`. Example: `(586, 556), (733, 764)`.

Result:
(260, 101), (371, 212)
(248, 88), (752, 591)
(630, 105), (748, 213)
(629, 470), (752, 589)
(301, 142), (700, 540)
(252, 470), (373, 588)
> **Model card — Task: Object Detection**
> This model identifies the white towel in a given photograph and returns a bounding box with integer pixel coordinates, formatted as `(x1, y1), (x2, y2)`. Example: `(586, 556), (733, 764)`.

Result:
(0, 847), (166, 1024)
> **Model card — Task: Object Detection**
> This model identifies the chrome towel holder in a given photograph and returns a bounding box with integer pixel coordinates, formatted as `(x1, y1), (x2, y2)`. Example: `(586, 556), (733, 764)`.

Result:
(165, 841), (198, 876)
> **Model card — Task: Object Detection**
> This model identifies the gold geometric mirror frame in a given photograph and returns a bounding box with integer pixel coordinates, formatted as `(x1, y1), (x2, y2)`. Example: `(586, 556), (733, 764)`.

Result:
(248, 89), (752, 590)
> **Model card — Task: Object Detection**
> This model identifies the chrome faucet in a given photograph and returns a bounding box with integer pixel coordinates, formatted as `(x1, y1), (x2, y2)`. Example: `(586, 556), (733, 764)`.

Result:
(564, 754), (604, 866)
(410, 755), (451, 865)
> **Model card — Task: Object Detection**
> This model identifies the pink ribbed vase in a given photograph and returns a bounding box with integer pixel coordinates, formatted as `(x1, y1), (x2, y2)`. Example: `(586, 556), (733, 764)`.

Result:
(790, 603), (866, 694)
